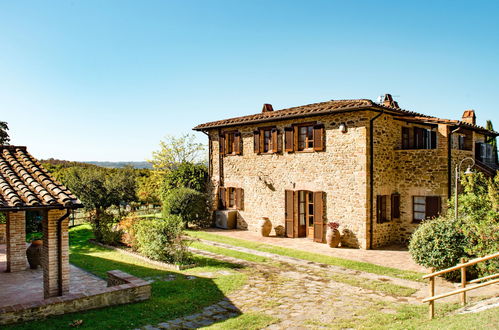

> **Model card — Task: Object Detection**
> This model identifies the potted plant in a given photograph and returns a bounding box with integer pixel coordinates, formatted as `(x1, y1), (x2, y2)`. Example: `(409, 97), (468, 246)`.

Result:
(326, 221), (341, 248)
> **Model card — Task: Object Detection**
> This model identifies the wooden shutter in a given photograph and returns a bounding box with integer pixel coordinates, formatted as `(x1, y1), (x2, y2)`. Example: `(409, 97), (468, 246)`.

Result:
(253, 130), (260, 154)
(425, 196), (441, 219)
(313, 124), (325, 151)
(430, 131), (437, 149)
(285, 190), (294, 238)
(234, 132), (242, 155)
(391, 193), (400, 219)
(313, 191), (324, 243)
(271, 128), (278, 153)
(219, 187), (226, 209)
(236, 188), (244, 210)
(219, 134), (226, 155)
(284, 127), (294, 152)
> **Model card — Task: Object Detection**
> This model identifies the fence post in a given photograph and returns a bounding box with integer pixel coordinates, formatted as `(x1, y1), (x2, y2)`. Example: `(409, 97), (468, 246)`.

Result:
(460, 258), (467, 305)
(429, 267), (435, 320)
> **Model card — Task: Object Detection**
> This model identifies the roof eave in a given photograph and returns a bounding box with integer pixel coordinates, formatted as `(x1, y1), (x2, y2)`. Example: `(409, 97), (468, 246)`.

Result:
(0, 203), (84, 212)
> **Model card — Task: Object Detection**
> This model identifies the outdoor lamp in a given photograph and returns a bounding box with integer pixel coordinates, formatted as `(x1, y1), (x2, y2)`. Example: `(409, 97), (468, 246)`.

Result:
(339, 123), (347, 133)
(464, 167), (474, 175)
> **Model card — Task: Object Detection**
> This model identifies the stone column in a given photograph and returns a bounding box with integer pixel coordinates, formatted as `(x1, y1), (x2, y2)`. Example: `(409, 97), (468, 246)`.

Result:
(6, 211), (27, 272)
(42, 209), (70, 298)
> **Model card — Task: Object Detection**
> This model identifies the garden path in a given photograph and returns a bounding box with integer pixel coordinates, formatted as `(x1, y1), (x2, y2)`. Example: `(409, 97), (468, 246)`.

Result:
(138, 248), (421, 329)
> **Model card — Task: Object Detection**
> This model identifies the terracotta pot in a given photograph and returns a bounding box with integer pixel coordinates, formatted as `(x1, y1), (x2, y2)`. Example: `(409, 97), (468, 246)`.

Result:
(26, 241), (43, 269)
(326, 228), (341, 248)
(259, 217), (272, 237)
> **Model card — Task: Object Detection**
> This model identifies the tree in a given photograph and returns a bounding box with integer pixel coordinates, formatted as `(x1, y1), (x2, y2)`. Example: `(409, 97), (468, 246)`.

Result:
(485, 120), (498, 164)
(136, 172), (162, 204)
(149, 134), (206, 171)
(0, 121), (10, 145)
(161, 162), (208, 196)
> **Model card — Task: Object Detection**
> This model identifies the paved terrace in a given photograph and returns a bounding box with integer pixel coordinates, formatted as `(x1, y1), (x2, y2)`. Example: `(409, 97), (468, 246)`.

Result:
(204, 228), (428, 273)
(0, 244), (107, 308)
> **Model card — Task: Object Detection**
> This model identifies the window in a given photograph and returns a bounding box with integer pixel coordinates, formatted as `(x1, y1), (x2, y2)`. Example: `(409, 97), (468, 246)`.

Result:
(228, 187), (236, 208)
(220, 131), (241, 156)
(413, 196), (441, 223)
(476, 142), (495, 164)
(391, 193), (400, 219)
(219, 187), (244, 210)
(376, 195), (388, 223)
(284, 123), (325, 152)
(297, 125), (314, 151)
(254, 127), (279, 154)
(401, 127), (437, 149)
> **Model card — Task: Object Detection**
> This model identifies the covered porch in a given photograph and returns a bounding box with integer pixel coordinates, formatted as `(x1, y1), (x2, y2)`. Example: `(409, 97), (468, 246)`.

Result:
(0, 244), (107, 308)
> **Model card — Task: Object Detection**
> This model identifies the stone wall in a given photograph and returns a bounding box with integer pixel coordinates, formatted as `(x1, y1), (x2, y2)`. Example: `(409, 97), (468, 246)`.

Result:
(209, 111), (371, 248)
(0, 270), (151, 325)
(206, 109), (488, 249)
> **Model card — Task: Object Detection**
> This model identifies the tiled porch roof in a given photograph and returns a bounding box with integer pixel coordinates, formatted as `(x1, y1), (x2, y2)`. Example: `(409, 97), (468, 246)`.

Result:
(193, 99), (498, 136)
(0, 146), (82, 211)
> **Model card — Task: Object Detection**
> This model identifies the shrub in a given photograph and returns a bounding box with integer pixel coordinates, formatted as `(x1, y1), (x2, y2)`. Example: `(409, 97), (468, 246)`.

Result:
(0, 212), (6, 224)
(90, 211), (123, 246)
(409, 216), (473, 281)
(162, 187), (210, 228)
(118, 214), (142, 248)
(133, 215), (191, 264)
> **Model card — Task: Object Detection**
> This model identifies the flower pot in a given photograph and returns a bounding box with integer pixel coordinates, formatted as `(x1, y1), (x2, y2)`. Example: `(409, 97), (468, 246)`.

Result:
(326, 228), (341, 248)
(258, 217), (272, 237)
(26, 240), (43, 269)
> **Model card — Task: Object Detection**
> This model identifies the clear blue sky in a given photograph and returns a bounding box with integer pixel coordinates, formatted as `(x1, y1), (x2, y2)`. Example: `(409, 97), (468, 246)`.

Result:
(1, 0), (498, 161)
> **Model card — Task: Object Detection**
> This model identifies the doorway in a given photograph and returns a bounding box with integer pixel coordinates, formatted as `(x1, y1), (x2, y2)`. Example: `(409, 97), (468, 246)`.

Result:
(285, 190), (324, 242)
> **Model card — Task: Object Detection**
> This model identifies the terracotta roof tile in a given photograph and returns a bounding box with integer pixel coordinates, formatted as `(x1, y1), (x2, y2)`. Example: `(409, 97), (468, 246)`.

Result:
(193, 98), (497, 136)
(0, 146), (83, 211)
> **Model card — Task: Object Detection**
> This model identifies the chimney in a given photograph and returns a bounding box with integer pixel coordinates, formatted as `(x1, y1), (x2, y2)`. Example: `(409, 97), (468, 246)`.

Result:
(382, 94), (400, 109)
(262, 104), (274, 113)
(461, 110), (476, 125)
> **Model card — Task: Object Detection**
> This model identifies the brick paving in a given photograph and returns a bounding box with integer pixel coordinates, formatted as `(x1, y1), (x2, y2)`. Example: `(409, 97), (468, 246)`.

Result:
(0, 244), (107, 308)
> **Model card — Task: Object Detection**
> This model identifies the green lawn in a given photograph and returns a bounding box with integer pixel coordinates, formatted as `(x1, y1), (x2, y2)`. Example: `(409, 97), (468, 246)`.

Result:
(187, 230), (425, 282)
(6, 225), (247, 330)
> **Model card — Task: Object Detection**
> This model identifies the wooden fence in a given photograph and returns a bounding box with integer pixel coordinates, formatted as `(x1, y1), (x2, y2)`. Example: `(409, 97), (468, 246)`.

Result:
(422, 251), (499, 319)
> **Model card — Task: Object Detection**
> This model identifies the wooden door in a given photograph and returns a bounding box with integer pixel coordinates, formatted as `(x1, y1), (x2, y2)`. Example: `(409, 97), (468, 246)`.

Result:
(285, 190), (294, 238)
(313, 191), (324, 243)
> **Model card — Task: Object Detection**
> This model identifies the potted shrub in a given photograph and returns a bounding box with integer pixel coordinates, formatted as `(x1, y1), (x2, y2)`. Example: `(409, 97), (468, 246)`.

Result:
(326, 221), (341, 248)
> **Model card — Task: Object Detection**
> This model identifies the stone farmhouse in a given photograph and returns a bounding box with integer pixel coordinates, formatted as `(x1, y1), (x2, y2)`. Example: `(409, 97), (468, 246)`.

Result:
(193, 95), (498, 249)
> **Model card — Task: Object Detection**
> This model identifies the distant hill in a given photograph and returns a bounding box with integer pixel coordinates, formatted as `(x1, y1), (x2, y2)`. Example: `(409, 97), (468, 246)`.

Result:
(83, 161), (153, 169)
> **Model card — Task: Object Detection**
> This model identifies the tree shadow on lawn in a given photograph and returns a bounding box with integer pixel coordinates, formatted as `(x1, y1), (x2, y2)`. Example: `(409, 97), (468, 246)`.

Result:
(6, 251), (244, 329)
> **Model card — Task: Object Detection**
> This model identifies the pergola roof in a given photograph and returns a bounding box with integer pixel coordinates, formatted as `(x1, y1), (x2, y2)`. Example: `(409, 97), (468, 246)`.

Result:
(0, 146), (82, 211)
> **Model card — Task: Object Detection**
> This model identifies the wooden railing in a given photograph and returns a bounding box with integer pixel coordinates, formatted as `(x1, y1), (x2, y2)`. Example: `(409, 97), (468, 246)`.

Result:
(422, 251), (499, 319)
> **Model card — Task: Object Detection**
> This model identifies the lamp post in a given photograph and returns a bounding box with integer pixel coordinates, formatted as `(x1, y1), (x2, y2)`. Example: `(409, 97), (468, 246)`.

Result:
(455, 157), (475, 220)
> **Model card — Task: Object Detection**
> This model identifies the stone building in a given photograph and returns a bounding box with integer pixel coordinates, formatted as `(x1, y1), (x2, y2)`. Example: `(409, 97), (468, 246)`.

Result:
(193, 95), (498, 249)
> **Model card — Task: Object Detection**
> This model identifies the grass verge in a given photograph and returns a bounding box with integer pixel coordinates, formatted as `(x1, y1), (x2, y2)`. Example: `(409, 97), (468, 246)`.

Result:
(328, 273), (417, 297)
(187, 230), (425, 282)
(6, 225), (246, 330)
(190, 241), (269, 263)
(202, 312), (279, 329)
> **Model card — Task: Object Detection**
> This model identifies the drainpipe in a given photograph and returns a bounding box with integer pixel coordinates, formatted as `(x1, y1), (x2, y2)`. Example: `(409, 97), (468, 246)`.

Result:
(369, 110), (384, 250)
(57, 209), (71, 296)
(448, 127), (460, 199)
